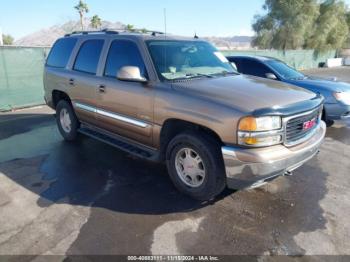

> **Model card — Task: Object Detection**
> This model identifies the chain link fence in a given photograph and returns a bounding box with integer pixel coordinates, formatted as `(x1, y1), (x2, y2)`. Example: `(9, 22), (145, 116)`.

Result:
(222, 49), (337, 71)
(0, 46), (337, 111)
(0, 46), (50, 111)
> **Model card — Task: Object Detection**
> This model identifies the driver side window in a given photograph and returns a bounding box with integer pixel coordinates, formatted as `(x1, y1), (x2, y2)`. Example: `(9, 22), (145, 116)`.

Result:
(104, 40), (147, 78)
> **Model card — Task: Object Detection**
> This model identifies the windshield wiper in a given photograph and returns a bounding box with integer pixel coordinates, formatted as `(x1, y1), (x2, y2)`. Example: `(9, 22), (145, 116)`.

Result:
(219, 71), (239, 76)
(184, 73), (215, 79)
(170, 73), (214, 81)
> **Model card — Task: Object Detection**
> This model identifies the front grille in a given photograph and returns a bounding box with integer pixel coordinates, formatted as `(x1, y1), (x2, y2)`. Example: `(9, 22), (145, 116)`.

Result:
(285, 108), (321, 146)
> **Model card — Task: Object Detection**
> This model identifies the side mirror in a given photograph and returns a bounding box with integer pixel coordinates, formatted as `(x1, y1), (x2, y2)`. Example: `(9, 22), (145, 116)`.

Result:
(117, 66), (147, 83)
(266, 73), (277, 80)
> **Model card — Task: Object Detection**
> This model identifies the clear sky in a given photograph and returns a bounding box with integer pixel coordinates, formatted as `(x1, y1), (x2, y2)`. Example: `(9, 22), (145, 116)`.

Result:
(1, 0), (350, 40)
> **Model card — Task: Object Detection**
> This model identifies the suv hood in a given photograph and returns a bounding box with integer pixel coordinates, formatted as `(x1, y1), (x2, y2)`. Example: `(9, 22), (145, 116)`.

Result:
(171, 75), (317, 113)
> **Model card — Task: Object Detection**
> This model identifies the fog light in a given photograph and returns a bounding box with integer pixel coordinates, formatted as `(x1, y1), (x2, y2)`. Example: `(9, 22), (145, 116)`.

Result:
(240, 135), (282, 147)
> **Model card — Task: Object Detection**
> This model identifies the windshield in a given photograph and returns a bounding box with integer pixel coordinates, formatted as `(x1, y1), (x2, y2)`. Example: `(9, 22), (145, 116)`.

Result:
(146, 40), (236, 80)
(266, 60), (305, 80)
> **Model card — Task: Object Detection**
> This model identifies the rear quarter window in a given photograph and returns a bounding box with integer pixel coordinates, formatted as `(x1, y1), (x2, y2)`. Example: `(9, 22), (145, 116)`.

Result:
(46, 38), (77, 68)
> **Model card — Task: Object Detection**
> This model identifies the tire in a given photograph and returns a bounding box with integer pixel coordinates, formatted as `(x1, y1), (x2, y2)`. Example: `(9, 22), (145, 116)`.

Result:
(322, 110), (334, 127)
(56, 100), (80, 141)
(325, 120), (335, 127)
(166, 132), (226, 201)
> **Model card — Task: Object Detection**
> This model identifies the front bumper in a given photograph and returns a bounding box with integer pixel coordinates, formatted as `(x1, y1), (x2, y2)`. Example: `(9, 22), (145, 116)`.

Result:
(222, 121), (326, 190)
(325, 103), (350, 120)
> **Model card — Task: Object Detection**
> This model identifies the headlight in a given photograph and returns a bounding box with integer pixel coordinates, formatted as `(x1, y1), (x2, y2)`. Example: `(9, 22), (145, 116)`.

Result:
(334, 92), (350, 105)
(238, 116), (283, 147)
(239, 116), (282, 131)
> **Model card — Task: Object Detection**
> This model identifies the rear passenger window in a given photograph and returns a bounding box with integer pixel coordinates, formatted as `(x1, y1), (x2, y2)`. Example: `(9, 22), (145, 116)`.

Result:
(46, 38), (77, 68)
(104, 40), (146, 78)
(74, 40), (104, 75)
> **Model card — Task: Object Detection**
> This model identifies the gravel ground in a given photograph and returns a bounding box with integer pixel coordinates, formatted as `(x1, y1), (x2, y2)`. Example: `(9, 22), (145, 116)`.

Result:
(0, 67), (350, 260)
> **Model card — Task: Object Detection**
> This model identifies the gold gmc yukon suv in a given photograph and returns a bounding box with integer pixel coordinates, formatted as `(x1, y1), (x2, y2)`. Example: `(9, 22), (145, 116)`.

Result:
(44, 30), (326, 200)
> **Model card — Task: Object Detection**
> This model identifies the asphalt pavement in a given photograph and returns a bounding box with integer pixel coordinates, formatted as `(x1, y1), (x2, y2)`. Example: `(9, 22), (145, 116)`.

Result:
(0, 67), (350, 260)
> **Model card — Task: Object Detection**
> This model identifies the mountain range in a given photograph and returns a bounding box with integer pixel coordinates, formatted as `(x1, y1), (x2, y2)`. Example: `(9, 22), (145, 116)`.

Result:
(14, 19), (253, 49)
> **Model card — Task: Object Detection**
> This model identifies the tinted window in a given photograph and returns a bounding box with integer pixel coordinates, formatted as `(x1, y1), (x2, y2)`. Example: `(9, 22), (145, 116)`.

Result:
(240, 60), (274, 78)
(46, 38), (77, 68)
(104, 40), (146, 78)
(266, 60), (305, 80)
(74, 40), (104, 74)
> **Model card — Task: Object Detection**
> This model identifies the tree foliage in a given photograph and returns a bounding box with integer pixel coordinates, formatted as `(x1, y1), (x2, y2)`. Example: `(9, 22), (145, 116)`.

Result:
(253, 0), (350, 51)
(74, 0), (89, 30)
(90, 15), (102, 29)
(125, 24), (135, 32)
(2, 34), (14, 45)
(308, 0), (349, 51)
(346, 10), (350, 48)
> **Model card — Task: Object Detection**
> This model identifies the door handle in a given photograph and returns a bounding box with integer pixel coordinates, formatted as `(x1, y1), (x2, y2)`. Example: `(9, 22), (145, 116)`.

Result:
(99, 85), (106, 93)
(69, 79), (75, 86)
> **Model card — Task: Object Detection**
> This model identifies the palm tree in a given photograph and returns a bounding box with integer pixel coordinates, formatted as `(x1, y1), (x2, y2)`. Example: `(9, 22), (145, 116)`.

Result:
(90, 15), (102, 30)
(126, 24), (135, 32)
(74, 0), (89, 30)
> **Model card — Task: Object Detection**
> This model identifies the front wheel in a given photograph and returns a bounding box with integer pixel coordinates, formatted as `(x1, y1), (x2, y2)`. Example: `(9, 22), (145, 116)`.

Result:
(322, 110), (334, 127)
(56, 100), (80, 141)
(166, 132), (226, 201)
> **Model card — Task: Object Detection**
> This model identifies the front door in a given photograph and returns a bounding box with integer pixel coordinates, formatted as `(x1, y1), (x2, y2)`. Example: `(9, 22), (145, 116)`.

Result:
(96, 39), (154, 147)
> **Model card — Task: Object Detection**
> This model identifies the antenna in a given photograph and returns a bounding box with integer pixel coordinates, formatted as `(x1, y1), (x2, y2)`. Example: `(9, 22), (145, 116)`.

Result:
(163, 8), (167, 77)
(194, 31), (199, 39)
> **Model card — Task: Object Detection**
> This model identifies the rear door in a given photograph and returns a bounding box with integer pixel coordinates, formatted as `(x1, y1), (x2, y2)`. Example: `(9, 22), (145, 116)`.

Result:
(69, 38), (105, 126)
(95, 39), (155, 147)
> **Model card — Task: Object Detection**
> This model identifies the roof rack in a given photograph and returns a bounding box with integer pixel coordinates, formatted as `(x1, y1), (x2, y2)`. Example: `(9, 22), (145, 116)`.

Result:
(142, 30), (165, 36)
(65, 30), (119, 37)
(65, 28), (165, 37)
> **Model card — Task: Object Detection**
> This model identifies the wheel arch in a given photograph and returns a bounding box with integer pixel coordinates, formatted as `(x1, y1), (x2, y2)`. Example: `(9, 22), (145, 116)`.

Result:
(159, 118), (224, 161)
(52, 90), (72, 109)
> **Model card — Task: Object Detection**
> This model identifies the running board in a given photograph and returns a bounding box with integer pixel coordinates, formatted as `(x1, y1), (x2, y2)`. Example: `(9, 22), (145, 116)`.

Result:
(78, 125), (160, 162)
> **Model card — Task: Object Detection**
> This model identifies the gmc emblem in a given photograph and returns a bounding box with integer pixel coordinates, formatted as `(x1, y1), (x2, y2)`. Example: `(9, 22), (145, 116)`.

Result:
(303, 118), (317, 130)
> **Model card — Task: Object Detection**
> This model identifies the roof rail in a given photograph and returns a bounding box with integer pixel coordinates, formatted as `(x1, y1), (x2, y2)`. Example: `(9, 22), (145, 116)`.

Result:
(65, 30), (119, 37)
(64, 28), (165, 37)
(102, 28), (165, 36)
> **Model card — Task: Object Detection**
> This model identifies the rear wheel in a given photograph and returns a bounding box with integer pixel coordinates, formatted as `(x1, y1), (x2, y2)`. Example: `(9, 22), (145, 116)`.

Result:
(56, 100), (80, 141)
(166, 132), (226, 201)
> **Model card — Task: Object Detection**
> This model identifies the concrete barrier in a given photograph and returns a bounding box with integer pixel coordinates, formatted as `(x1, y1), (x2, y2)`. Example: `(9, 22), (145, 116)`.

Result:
(326, 58), (343, 68)
(344, 57), (350, 66)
